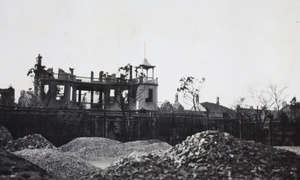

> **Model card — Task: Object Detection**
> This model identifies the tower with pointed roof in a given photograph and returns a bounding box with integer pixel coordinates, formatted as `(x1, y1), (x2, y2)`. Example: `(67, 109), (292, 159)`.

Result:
(134, 58), (158, 110)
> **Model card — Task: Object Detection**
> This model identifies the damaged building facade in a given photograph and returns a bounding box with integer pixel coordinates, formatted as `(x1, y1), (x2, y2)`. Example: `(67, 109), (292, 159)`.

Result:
(29, 54), (158, 111)
(0, 87), (15, 106)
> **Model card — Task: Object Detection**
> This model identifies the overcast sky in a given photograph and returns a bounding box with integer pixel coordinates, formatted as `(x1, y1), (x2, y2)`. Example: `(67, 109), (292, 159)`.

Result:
(0, 0), (300, 108)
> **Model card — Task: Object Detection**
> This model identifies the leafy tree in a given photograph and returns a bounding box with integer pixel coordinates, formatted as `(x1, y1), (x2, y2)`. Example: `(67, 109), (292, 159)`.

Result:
(289, 97), (300, 119)
(177, 76), (205, 111)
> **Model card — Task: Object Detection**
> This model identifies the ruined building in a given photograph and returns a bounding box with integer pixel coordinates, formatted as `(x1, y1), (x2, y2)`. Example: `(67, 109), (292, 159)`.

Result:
(28, 54), (158, 110)
(0, 87), (15, 106)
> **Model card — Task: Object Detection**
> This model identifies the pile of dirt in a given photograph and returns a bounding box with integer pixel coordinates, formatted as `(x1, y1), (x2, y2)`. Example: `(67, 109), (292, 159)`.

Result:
(168, 130), (300, 179)
(59, 137), (171, 161)
(0, 126), (13, 149)
(103, 153), (191, 180)
(275, 146), (300, 156)
(5, 134), (56, 152)
(59, 137), (123, 160)
(123, 140), (172, 155)
(0, 150), (55, 180)
(14, 149), (102, 180)
(87, 131), (300, 179)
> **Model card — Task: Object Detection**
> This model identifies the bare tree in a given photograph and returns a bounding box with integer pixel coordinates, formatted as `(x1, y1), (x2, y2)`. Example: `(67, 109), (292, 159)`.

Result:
(232, 97), (246, 109)
(114, 64), (144, 141)
(249, 83), (288, 144)
(177, 76), (205, 111)
(232, 97), (247, 139)
(267, 83), (287, 111)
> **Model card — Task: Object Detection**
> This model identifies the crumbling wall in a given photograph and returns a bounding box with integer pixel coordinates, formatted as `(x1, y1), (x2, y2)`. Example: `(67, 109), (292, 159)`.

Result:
(0, 87), (15, 106)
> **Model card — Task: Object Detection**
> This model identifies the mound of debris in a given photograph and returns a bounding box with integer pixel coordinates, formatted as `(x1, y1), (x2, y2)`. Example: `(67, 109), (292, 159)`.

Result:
(168, 130), (300, 179)
(14, 149), (102, 180)
(88, 131), (300, 179)
(5, 134), (56, 152)
(103, 153), (192, 180)
(0, 150), (55, 180)
(59, 137), (171, 161)
(275, 146), (300, 156)
(59, 137), (123, 160)
(123, 140), (172, 155)
(0, 126), (13, 149)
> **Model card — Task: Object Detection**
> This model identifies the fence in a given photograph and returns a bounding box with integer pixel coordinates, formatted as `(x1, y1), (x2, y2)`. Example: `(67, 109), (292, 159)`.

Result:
(1, 106), (300, 147)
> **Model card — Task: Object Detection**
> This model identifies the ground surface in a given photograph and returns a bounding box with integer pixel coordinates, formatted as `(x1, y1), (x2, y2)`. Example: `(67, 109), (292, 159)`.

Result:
(87, 160), (113, 169)
(5, 135), (171, 179)
(0, 150), (55, 180)
(89, 146), (300, 169)
(2, 133), (300, 179)
(275, 146), (300, 155)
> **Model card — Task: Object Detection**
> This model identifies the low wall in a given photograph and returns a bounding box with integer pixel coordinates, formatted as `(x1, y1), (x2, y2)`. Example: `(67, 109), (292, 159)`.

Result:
(0, 106), (299, 146)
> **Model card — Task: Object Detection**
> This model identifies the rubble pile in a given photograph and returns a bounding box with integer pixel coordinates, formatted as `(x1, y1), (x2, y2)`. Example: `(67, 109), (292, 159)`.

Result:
(59, 137), (122, 153)
(59, 137), (171, 161)
(123, 140), (172, 155)
(5, 134), (56, 152)
(168, 130), (300, 179)
(103, 153), (192, 180)
(14, 149), (102, 180)
(0, 126), (13, 148)
(59, 137), (123, 160)
(275, 146), (300, 156)
(0, 150), (55, 180)
(86, 131), (300, 179)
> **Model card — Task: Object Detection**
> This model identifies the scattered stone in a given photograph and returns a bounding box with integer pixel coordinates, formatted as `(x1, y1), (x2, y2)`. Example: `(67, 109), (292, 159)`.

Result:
(0, 150), (55, 180)
(59, 137), (171, 161)
(14, 149), (102, 180)
(104, 153), (192, 180)
(0, 126), (13, 149)
(4, 134), (56, 152)
(59, 137), (123, 160)
(85, 131), (300, 179)
(275, 146), (300, 156)
(168, 131), (300, 179)
(8, 131), (300, 179)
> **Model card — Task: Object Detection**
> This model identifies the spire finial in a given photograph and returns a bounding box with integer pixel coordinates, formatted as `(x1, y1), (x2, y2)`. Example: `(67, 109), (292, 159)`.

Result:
(144, 42), (146, 60)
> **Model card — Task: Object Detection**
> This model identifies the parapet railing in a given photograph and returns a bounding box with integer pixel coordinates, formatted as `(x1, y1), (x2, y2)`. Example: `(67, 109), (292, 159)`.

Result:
(47, 73), (158, 84)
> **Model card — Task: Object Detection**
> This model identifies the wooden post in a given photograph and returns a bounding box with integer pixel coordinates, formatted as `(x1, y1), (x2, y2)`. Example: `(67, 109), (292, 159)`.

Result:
(104, 107), (107, 137)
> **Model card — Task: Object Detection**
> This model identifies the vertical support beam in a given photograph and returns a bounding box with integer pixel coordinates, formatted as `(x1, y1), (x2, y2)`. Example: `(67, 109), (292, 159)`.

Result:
(50, 81), (57, 101)
(130, 65), (133, 80)
(91, 90), (94, 105)
(64, 82), (71, 102)
(99, 71), (103, 82)
(40, 82), (45, 100)
(152, 68), (154, 79)
(78, 90), (82, 103)
(72, 85), (76, 102)
(99, 91), (103, 109)
(91, 71), (94, 81)
(104, 89), (110, 104)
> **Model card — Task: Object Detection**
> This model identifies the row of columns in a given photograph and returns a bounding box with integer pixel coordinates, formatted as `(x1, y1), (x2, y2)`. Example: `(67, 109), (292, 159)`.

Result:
(41, 81), (111, 109)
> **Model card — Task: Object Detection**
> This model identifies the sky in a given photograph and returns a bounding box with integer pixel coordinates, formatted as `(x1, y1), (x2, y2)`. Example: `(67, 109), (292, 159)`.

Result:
(0, 0), (300, 108)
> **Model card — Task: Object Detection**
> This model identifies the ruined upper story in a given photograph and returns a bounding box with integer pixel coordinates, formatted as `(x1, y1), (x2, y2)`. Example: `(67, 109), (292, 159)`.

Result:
(29, 54), (158, 110)
(34, 54), (158, 86)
